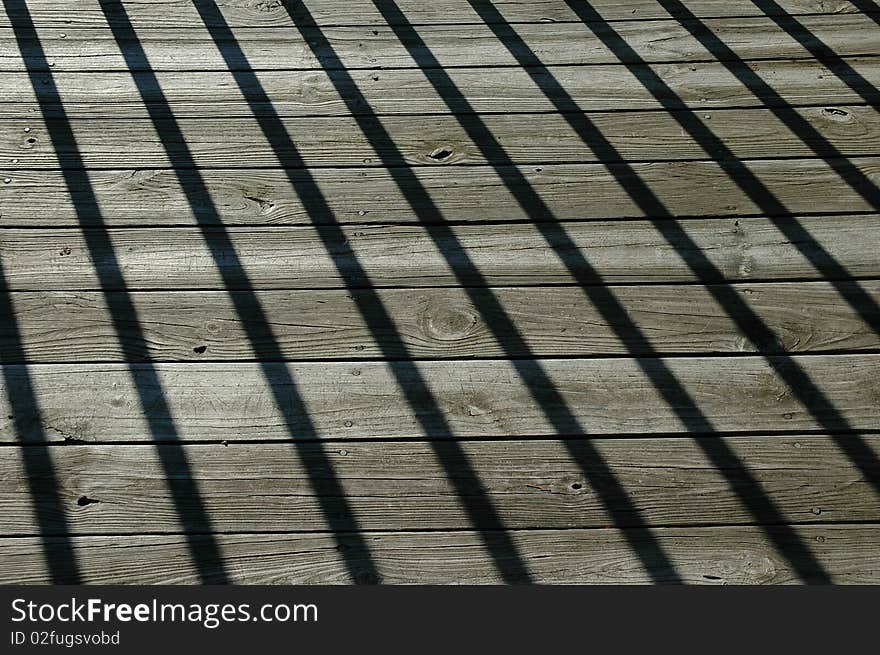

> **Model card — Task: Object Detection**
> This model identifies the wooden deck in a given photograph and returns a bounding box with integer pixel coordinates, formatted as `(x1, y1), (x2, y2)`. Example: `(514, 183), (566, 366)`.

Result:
(0, 0), (878, 584)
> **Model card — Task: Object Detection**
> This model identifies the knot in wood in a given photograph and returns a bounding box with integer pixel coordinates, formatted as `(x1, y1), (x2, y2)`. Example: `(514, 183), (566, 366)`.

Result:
(420, 301), (479, 342)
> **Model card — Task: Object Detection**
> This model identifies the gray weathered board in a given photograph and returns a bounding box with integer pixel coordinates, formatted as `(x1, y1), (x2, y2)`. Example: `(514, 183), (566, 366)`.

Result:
(1, 355), (877, 442)
(0, 0), (872, 28)
(4, 107), (878, 168)
(3, 58), (878, 118)
(1, 15), (878, 71)
(1, 0), (878, 584)
(0, 281), (876, 362)
(3, 525), (879, 584)
(2, 158), (878, 224)
(0, 216), (876, 289)
(2, 435), (878, 534)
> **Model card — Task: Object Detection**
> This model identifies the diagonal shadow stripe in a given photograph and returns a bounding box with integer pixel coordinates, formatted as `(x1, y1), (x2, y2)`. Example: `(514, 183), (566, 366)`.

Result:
(179, 0), (539, 584)
(848, 0), (880, 27)
(225, 0), (691, 582)
(4, 0), (230, 584)
(367, 0), (847, 582)
(554, 0), (880, 488)
(0, 263), (80, 583)
(745, 0), (880, 106)
(97, 0), (384, 584)
(649, 0), (880, 333)
(414, 0), (880, 577)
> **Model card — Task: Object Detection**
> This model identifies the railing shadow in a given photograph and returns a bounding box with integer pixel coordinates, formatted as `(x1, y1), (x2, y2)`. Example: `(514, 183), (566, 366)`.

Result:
(177, 0), (545, 584)
(359, 0), (863, 582)
(648, 0), (880, 332)
(246, 0), (702, 583)
(746, 0), (880, 107)
(10, 0), (872, 583)
(849, 0), (880, 26)
(392, 0), (880, 578)
(95, 0), (388, 584)
(0, 270), (80, 583)
(4, 0), (230, 584)
(554, 0), (880, 484)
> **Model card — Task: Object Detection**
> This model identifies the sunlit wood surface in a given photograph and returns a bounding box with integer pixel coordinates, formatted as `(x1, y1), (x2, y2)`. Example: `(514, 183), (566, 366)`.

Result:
(0, 0), (878, 584)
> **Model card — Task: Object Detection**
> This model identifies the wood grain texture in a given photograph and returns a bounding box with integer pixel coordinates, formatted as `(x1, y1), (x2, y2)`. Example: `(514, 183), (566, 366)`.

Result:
(0, 0), (868, 28)
(0, 216), (876, 290)
(3, 524), (878, 583)
(2, 159), (878, 225)
(1, 15), (877, 72)
(2, 435), (878, 534)
(1, 355), (877, 442)
(2, 0), (879, 587)
(5, 58), (878, 118)
(0, 282), (876, 363)
(4, 106), (878, 168)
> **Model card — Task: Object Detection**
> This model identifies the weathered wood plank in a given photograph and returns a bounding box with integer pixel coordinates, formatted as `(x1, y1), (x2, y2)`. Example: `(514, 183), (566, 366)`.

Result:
(1, 355), (877, 442)
(3, 524), (878, 583)
(2, 159), (877, 225)
(1, 15), (877, 72)
(0, 0), (868, 28)
(1, 282), (876, 363)
(2, 435), (877, 534)
(0, 216), (876, 290)
(5, 58), (878, 118)
(5, 107), (876, 169)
